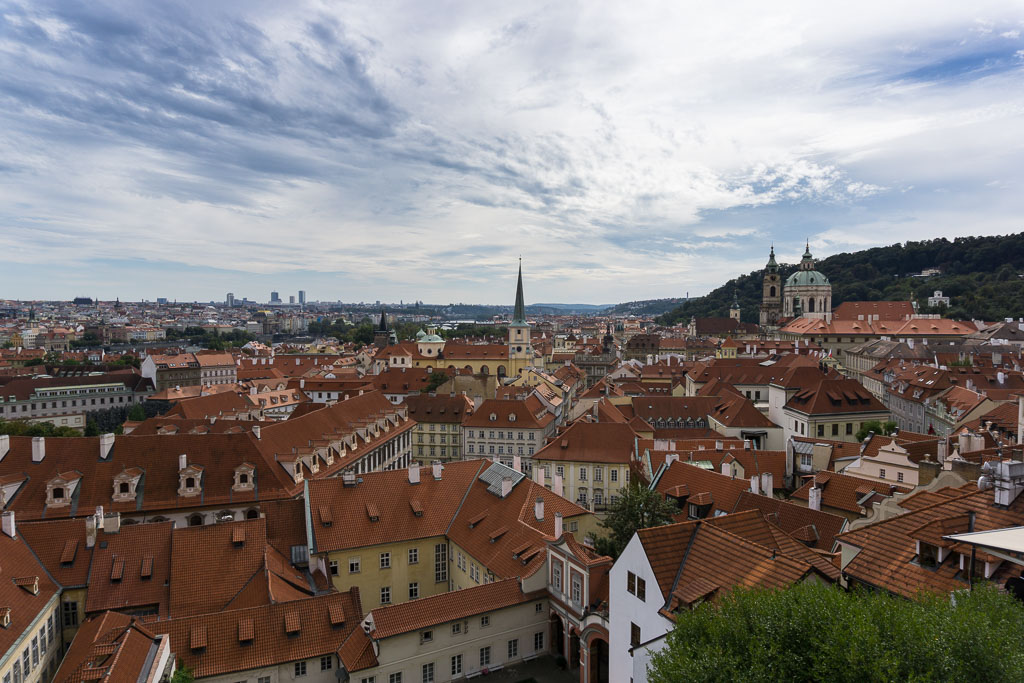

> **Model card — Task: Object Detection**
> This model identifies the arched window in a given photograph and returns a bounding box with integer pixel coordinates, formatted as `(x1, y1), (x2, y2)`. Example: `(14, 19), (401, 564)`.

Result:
(769, 286), (776, 297)
(246, 508), (259, 520)
(480, 365), (490, 375)
(185, 477), (196, 488)
(188, 514), (204, 527)
(808, 298), (815, 313)
(119, 482), (130, 494)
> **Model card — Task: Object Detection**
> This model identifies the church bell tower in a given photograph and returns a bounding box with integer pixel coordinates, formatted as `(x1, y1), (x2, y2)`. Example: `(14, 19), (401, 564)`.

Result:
(760, 245), (782, 329)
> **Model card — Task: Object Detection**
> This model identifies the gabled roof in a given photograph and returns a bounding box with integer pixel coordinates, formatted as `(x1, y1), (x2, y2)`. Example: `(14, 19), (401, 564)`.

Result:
(85, 521), (174, 617)
(54, 612), (163, 683)
(148, 591), (362, 679)
(532, 421), (637, 464)
(791, 470), (910, 515)
(0, 531), (59, 659)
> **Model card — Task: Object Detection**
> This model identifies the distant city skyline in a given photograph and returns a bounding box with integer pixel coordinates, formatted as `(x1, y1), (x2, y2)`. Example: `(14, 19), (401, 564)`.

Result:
(2, 2), (1023, 303)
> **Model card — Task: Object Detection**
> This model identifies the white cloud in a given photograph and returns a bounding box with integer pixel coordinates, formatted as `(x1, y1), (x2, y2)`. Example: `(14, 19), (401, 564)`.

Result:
(0, 0), (1023, 302)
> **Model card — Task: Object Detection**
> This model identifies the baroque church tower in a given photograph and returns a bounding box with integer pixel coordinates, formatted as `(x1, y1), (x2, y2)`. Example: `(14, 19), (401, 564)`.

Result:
(507, 261), (532, 377)
(760, 245), (782, 329)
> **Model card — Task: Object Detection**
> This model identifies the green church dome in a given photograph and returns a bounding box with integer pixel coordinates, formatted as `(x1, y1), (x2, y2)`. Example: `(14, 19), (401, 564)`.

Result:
(785, 269), (829, 287)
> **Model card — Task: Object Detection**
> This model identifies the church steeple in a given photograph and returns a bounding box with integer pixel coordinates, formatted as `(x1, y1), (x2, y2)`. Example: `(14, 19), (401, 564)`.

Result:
(766, 244), (779, 273)
(511, 259), (527, 327)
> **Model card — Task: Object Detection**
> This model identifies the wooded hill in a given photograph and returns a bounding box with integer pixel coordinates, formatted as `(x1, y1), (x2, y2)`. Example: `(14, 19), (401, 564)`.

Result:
(658, 233), (1024, 325)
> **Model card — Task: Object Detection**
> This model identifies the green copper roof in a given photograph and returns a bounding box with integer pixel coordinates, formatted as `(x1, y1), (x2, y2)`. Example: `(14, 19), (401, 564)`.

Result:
(766, 245), (778, 272)
(511, 260), (528, 326)
(785, 269), (830, 287)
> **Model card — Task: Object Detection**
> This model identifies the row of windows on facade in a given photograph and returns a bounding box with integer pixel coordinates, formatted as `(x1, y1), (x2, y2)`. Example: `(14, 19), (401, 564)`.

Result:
(791, 420), (869, 437)
(467, 444), (535, 456)
(0, 393), (138, 414)
(416, 434), (452, 444)
(465, 430), (536, 440)
(551, 562), (585, 606)
(541, 465), (625, 483)
(4, 608), (56, 683)
(357, 633), (545, 683)
(329, 544), (448, 583)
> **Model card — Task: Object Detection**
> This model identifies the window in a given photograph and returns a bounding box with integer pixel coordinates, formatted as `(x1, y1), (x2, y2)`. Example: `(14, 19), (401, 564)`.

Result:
(610, 469), (618, 482)
(434, 543), (447, 582)
(38, 627), (46, 655)
(846, 423), (853, 435)
(571, 575), (582, 605)
(457, 552), (466, 571)
(626, 571), (645, 601)
(879, 468), (886, 479)
(420, 630), (432, 643)
(556, 465), (564, 477)
(536, 602), (543, 613)
(295, 661), (307, 677)
(831, 424), (839, 436)
(480, 615), (490, 627)
(409, 547), (419, 564)
(897, 472), (905, 483)
(579, 467), (587, 481)
(350, 557), (361, 573)
(817, 424), (824, 437)
(409, 582), (419, 600)
(329, 560), (339, 576)
(799, 453), (813, 470)
(380, 552), (391, 569)
(479, 646), (491, 667)
(259, 678), (271, 683)
(631, 622), (642, 648)
(451, 654), (463, 676)
(508, 638), (519, 659)
(452, 622), (462, 635)
(360, 678), (376, 683)
(389, 674), (402, 683)
(321, 656), (333, 671)
(534, 631), (544, 651)
(422, 662), (434, 682)
(63, 601), (78, 627)
(594, 468), (603, 482)
(31, 637), (38, 666)
(381, 586), (391, 604)
(552, 562), (562, 591)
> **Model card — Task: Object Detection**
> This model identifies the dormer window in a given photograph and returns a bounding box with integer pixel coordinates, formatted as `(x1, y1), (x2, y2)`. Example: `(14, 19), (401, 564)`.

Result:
(185, 477), (196, 489)
(52, 487), (65, 501)
(233, 464), (255, 492)
(119, 482), (129, 494)
(178, 465), (204, 497)
(113, 468), (142, 503)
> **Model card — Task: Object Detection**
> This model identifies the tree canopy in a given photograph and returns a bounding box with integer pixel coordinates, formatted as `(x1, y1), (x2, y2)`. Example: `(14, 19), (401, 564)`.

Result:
(856, 419), (898, 442)
(593, 481), (677, 558)
(659, 233), (1024, 324)
(0, 419), (81, 437)
(647, 583), (1024, 683)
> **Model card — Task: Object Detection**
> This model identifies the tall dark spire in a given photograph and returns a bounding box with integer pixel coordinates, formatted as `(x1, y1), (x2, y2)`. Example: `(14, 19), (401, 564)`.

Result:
(377, 308), (388, 332)
(511, 259), (527, 326)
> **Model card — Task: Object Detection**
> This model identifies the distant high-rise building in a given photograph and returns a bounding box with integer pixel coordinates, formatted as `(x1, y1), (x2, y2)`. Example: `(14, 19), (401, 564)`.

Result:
(226, 292), (235, 307)
(289, 295), (295, 304)
(298, 290), (306, 305)
(270, 291), (281, 304)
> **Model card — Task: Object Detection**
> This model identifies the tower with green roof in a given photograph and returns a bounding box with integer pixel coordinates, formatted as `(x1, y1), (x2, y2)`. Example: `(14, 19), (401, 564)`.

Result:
(760, 245), (782, 329)
(783, 241), (832, 320)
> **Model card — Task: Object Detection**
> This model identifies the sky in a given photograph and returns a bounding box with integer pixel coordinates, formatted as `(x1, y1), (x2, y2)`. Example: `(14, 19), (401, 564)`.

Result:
(1, 1), (1023, 305)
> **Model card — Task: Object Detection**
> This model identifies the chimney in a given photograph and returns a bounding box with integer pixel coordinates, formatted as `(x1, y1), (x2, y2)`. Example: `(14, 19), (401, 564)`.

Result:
(533, 466), (545, 485)
(99, 433), (115, 460)
(918, 459), (941, 486)
(432, 461), (443, 480)
(553, 474), (564, 497)
(749, 475), (760, 496)
(179, 453), (187, 471)
(103, 512), (120, 534)
(512, 455), (522, 473)
(1, 510), (14, 539)
(721, 462), (731, 477)
(554, 512), (563, 539)
(252, 425), (261, 440)
(1018, 395), (1024, 445)
(998, 371), (1006, 385)
(744, 440), (751, 450)
(85, 515), (97, 548)
(31, 436), (45, 463)
(665, 453), (679, 465)
(535, 497), (544, 521)
(408, 464), (420, 485)
(0, 434), (9, 461)
(937, 440), (947, 464)
(250, 386), (257, 395)
(761, 472), (773, 494)
(808, 486), (822, 511)
(300, 379), (305, 389)
(501, 477), (513, 498)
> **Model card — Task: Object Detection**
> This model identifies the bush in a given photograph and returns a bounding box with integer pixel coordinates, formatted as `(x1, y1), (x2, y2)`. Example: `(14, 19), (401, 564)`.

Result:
(647, 583), (1024, 683)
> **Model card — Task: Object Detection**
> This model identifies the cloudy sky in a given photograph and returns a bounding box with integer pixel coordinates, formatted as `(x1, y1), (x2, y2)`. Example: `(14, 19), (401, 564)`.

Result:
(1, 1), (1023, 305)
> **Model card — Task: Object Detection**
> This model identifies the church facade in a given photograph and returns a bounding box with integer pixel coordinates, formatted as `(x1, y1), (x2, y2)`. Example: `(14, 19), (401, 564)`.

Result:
(761, 243), (832, 329)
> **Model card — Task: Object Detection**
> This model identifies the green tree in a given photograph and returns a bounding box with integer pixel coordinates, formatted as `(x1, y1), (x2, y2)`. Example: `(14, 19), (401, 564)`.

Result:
(594, 482), (678, 558)
(170, 661), (195, 683)
(127, 404), (147, 421)
(647, 583), (1024, 683)
(425, 372), (449, 392)
(83, 420), (100, 437)
(856, 419), (898, 442)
